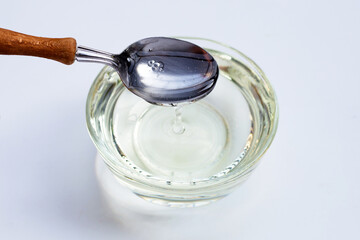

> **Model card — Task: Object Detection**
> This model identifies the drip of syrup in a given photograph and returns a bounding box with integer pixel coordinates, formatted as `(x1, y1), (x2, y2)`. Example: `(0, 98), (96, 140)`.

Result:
(172, 106), (185, 134)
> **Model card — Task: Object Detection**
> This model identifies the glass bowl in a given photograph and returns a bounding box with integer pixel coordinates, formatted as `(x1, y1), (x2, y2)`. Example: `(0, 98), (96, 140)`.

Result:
(86, 38), (279, 207)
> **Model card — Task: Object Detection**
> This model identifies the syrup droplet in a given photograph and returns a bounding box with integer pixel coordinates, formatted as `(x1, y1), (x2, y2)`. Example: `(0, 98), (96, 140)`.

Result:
(147, 60), (164, 72)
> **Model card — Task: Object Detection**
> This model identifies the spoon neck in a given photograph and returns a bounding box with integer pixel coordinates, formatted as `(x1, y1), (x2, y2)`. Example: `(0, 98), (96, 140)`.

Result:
(75, 45), (119, 68)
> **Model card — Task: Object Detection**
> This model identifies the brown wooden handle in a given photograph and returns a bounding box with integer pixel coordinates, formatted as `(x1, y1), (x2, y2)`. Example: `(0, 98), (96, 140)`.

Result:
(0, 28), (77, 65)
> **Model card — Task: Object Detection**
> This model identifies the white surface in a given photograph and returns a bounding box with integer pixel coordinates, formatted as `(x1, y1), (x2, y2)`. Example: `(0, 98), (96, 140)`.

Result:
(1, 0), (359, 239)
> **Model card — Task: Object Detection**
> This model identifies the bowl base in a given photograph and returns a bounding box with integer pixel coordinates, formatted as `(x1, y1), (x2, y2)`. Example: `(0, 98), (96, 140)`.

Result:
(96, 153), (224, 210)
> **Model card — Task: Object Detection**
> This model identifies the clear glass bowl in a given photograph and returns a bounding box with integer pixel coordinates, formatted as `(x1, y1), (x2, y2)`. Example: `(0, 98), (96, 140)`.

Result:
(86, 38), (279, 207)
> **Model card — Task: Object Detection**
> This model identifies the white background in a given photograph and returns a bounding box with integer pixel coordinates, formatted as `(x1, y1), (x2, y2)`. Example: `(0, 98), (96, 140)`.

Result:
(1, 0), (359, 239)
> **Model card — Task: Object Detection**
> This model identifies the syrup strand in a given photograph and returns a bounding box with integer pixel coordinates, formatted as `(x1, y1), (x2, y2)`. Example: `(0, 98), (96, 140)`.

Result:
(172, 106), (185, 134)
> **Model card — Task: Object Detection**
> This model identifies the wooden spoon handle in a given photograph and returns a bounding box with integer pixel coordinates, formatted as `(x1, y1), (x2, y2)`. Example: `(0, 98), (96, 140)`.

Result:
(0, 28), (77, 65)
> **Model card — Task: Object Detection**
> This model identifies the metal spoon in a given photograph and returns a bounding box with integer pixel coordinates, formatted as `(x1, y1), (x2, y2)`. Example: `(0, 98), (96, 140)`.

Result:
(0, 28), (218, 105)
